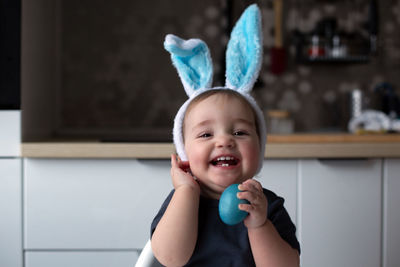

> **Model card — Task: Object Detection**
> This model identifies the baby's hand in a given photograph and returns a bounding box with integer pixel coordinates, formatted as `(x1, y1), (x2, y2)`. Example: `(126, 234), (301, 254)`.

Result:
(170, 154), (200, 193)
(238, 179), (268, 229)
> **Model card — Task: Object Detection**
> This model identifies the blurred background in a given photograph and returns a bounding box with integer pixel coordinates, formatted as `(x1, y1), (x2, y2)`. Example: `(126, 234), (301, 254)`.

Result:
(48, 0), (400, 140)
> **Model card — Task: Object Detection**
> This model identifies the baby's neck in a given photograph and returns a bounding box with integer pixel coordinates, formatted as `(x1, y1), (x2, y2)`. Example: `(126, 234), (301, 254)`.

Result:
(199, 185), (222, 200)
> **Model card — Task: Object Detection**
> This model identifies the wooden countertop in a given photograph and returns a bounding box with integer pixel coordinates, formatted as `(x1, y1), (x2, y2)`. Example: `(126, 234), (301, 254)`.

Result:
(21, 134), (400, 159)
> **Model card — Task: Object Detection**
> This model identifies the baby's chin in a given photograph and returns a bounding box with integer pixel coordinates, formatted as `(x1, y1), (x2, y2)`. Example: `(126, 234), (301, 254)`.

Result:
(197, 177), (249, 199)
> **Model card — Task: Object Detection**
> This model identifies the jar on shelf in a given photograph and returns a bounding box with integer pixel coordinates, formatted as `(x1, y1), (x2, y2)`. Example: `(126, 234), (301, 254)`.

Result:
(265, 110), (294, 134)
(308, 34), (325, 58)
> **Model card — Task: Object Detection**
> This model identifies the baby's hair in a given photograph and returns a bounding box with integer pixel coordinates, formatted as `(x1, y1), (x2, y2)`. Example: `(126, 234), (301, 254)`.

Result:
(182, 89), (260, 142)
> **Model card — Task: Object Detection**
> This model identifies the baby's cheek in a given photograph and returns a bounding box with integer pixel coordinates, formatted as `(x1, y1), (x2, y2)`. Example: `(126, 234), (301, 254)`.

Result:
(185, 154), (203, 173)
(244, 143), (260, 170)
(189, 157), (205, 175)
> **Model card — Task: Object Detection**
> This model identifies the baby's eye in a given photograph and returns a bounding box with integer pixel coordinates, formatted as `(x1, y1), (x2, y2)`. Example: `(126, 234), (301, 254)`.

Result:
(234, 130), (248, 136)
(198, 133), (212, 138)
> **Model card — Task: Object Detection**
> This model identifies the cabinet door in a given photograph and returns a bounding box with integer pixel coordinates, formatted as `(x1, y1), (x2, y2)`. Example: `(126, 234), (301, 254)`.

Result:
(299, 159), (382, 267)
(0, 111), (20, 157)
(0, 158), (22, 267)
(25, 251), (138, 267)
(24, 159), (171, 250)
(258, 160), (297, 224)
(383, 159), (400, 267)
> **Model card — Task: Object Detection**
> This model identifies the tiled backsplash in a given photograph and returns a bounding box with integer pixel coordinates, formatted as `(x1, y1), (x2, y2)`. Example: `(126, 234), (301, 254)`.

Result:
(58, 0), (400, 140)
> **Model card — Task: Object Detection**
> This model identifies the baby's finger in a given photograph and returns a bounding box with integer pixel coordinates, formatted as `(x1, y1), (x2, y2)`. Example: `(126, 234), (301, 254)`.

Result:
(171, 154), (185, 174)
(246, 179), (263, 191)
(171, 154), (178, 168)
(238, 182), (250, 192)
(238, 203), (253, 212)
(241, 179), (263, 193)
(238, 182), (255, 194)
(237, 190), (263, 205)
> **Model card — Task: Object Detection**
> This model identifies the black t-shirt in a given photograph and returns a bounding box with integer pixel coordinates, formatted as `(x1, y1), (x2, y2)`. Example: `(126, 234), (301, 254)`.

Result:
(151, 188), (300, 266)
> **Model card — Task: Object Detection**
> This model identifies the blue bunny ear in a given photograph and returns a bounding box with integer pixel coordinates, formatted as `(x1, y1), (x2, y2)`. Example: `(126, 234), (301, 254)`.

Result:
(225, 4), (262, 93)
(164, 34), (213, 96)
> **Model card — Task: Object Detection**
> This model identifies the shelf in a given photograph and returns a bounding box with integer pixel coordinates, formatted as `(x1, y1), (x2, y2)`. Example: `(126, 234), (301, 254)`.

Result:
(300, 55), (370, 64)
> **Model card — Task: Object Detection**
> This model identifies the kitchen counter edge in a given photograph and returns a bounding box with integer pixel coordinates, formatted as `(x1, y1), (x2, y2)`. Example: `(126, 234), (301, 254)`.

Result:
(20, 134), (400, 159)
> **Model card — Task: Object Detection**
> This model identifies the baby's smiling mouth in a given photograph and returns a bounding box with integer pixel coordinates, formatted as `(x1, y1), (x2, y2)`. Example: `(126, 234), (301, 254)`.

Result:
(210, 156), (239, 167)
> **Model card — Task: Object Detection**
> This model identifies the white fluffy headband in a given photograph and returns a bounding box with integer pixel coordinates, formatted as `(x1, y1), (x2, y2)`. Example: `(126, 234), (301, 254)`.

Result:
(165, 4), (266, 173)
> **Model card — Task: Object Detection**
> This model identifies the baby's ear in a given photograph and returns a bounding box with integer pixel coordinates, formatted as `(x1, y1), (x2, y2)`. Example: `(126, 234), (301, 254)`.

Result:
(164, 34), (213, 97)
(225, 4), (262, 93)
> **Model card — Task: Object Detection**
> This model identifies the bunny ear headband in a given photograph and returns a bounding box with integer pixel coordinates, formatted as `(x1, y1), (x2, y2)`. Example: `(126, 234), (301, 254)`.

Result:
(165, 4), (266, 173)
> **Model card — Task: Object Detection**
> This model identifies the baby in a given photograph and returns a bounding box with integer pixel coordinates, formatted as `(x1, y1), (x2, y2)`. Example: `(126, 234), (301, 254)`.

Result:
(151, 4), (300, 266)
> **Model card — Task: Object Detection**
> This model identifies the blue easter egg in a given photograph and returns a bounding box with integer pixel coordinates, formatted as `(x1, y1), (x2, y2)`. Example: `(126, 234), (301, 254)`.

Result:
(219, 184), (249, 225)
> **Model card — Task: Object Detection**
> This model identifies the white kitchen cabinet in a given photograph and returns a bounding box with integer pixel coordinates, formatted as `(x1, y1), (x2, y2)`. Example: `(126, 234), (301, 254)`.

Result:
(0, 158), (22, 267)
(259, 160), (298, 224)
(383, 159), (400, 267)
(22, 157), (400, 267)
(24, 159), (171, 250)
(299, 159), (382, 267)
(25, 251), (138, 267)
(0, 111), (20, 156)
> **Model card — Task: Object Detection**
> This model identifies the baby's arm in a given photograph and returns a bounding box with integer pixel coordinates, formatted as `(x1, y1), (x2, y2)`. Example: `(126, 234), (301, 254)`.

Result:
(238, 180), (300, 267)
(151, 154), (200, 266)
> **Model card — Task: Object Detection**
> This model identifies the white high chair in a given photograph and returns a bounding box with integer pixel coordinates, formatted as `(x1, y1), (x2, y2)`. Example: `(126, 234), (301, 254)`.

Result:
(135, 239), (163, 267)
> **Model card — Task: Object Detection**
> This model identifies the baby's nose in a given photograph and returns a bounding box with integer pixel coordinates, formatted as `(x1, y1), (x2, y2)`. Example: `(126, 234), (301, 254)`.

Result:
(216, 134), (235, 148)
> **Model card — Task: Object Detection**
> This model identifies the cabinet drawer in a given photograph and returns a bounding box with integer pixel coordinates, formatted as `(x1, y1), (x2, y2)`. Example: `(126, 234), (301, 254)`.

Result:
(24, 159), (171, 249)
(25, 251), (138, 267)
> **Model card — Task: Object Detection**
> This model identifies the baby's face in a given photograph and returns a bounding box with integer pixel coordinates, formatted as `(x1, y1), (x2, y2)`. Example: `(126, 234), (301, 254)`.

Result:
(183, 93), (260, 199)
